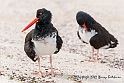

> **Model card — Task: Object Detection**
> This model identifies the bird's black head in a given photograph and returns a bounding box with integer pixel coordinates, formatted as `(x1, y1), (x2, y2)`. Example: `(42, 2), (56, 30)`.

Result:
(21, 8), (52, 32)
(36, 8), (52, 24)
(76, 11), (86, 25)
(76, 11), (96, 31)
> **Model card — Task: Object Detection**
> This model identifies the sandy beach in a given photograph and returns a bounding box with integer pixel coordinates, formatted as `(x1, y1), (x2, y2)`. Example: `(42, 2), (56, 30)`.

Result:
(0, 0), (124, 83)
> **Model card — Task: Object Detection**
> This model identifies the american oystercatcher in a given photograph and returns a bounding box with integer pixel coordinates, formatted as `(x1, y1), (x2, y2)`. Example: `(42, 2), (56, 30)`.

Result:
(76, 11), (118, 62)
(22, 8), (63, 76)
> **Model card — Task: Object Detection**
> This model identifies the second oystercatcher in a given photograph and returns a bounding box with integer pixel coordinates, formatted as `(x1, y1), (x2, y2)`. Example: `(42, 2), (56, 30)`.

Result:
(22, 8), (63, 76)
(76, 11), (118, 62)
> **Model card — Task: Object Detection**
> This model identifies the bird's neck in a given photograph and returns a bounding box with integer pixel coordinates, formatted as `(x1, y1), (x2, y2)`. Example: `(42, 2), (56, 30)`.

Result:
(35, 22), (53, 31)
(37, 21), (51, 25)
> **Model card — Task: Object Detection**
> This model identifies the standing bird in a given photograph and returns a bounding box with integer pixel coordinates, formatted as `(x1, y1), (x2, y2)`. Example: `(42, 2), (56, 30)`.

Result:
(76, 11), (118, 62)
(22, 8), (63, 76)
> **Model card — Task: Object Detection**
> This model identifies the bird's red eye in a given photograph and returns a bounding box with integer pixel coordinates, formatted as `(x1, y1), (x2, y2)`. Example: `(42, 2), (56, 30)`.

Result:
(39, 12), (42, 15)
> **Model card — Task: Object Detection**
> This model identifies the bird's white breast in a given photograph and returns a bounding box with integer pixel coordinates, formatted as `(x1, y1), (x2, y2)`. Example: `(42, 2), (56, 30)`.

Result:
(32, 32), (57, 56)
(78, 26), (97, 43)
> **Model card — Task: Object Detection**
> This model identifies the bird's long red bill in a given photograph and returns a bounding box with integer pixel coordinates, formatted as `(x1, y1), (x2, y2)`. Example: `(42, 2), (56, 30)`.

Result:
(82, 23), (88, 31)
(21, 18), (39, 32)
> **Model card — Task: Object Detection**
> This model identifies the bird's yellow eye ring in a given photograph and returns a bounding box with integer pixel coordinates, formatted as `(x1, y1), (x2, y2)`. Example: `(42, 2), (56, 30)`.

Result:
(39, 12), (42, 15)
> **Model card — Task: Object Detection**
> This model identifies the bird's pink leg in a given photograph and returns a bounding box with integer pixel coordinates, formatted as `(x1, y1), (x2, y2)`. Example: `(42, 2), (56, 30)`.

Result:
(95, 49), (99, 61)
(48, 55), (62, 76)
(48, 55), (55, 76)
(89, 47), (96, 62)
(32, 56), (43, 76)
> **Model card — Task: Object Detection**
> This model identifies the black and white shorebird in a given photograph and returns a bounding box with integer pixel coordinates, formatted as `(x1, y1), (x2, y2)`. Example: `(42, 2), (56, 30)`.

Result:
(76, 11), (118, 62)
(22, 8), (63, 76)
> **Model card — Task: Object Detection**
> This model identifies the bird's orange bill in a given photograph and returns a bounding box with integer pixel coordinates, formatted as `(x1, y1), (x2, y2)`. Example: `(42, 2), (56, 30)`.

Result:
(21, 18), (39, 32)
(82, 23), (88, 31)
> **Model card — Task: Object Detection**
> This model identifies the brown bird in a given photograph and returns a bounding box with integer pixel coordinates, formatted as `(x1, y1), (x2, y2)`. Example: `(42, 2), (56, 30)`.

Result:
(76, 11), (118, 62)
(22, 8), (63, 76)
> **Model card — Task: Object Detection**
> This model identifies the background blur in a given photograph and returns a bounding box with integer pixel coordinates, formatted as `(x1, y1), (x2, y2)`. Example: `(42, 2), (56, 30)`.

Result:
(0, 0), (124, 83)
